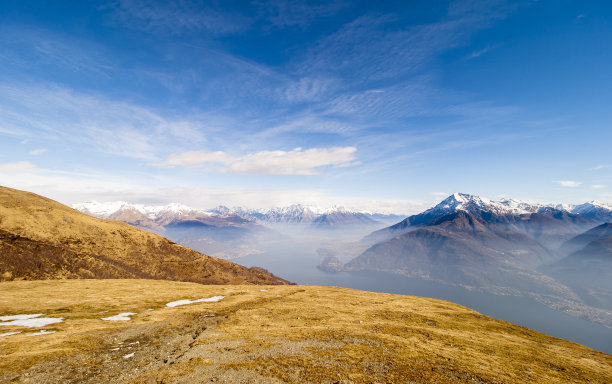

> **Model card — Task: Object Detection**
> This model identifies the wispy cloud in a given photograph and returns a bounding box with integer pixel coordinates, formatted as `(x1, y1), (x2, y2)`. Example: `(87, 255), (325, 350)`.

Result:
(0, 84), (207, 160)
(590, 164), (612, 171)
(28, 149), (46, 155)
(0, 25), (113, 78)
(103, 0), (251, 36)
(154, 146), (358, 175)
(592, 184), (607, 189)
(557, 180), (581, 187)
(255, 0), (347, 28)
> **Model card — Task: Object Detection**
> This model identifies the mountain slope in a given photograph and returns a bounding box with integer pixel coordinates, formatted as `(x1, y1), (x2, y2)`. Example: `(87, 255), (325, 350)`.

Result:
(559, 222), (612, 255)
(346, 211), (565, 295)
(542, 227), (612, 310)
(1, 280), (610, 383)
(363, 193), (598, 248)
(571, 201), (612, 222)
(0, 186), (289, 285)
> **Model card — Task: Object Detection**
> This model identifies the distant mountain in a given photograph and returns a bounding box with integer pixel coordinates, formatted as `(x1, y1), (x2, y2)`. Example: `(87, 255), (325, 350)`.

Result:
(209, 204), (386, 228)
(346, 210), (564, 295)
(541, 224), (612, 310)
(311, 208), (379, 228)
(342, 193), (612, 325)
(364, 193), (597, 246)
(570, 202), (612, 222)
(559, 223), (612, 255)
(0, 186), (289, 285)
(73, 201), (268, 259)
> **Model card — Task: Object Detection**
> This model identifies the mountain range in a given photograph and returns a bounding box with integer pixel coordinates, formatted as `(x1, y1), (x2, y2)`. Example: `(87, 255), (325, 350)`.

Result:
(340, 193), (612, 326)
(0, 186), (288, 285)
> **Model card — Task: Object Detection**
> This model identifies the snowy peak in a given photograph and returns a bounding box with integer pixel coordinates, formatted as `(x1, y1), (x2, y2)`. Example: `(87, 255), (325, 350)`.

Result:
(570, 201), (612, 222)
(429, 193), (538, 216)
(73, 201), (200, 220)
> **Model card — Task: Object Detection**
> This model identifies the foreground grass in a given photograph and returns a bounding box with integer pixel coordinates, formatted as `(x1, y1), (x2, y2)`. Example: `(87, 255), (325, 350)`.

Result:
(0, 279), (610, 383)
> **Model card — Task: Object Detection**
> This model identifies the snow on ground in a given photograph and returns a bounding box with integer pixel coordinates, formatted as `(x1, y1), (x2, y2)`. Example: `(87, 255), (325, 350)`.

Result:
(123, 353), (135, 359)
(260, 289), (268, 292)
(165, 296), (225, 308)
(0, 331), (21, 337)
(102, 312), (136, 321)
(0, 314), (64, 327)
(26, 330), (55, 336)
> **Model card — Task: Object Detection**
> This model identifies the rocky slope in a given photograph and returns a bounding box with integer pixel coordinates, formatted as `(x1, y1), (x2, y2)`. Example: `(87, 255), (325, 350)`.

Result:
(0, 279), (610, 383)
(0, 186), (289, 285)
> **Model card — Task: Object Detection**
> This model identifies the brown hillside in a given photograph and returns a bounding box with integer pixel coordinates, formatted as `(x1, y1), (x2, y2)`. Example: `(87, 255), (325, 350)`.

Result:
(0, 186), (289, 285)
(0, 280), (610, 383)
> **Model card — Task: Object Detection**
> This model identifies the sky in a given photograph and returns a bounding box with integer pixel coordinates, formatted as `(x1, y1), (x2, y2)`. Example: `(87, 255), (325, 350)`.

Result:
(0, 0), (611, 213)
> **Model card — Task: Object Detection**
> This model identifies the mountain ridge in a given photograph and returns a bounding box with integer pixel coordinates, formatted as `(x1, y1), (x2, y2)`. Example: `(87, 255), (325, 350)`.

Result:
(0, 186), (289, 285)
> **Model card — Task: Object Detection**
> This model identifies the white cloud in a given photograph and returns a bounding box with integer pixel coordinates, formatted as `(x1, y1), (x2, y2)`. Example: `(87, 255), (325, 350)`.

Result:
(592, 184), (607, 189)
(557, 180), (581, 187)
(153, 150), (229, 168)
(28, 149), (47, 155)
(154, 146), (358, 175)
(0, 161), (43, 173)
(226, 147), (358, 175)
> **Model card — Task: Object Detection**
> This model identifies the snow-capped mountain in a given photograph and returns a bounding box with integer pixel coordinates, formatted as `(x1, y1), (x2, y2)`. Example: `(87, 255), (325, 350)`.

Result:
(364, 193), (608, 245)
(73, 201), (194, 220)
(569, 201), (612, 222)
(208, 204), (391, 226)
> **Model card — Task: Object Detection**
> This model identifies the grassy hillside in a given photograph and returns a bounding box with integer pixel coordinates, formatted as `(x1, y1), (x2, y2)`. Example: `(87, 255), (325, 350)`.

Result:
(0, 186), (288, 285)
(0, 279), (610, 383)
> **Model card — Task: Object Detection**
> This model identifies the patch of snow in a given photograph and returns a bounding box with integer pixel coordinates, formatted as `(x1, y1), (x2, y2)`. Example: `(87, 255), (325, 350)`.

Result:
(102, 312), (136, 321)
(123, 352), (135, 359)
(0, 331), (21, 337)
(26, 330), (55, 336)
(109, 347), (120, 351)
(260, 289), (268, 292)
(128, 341), (139, 345)
(165, 296), (225, 308)
(0, 314), (43, 321)
(0, 314), (63, 327)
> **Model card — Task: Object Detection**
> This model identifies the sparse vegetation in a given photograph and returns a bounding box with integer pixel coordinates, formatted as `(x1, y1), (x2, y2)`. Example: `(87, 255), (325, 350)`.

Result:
(0, 279), (610, 383)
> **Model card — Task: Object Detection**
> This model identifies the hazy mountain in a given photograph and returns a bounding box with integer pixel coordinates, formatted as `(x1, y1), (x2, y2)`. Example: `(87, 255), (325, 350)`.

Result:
(311, 209), (379, 228)
(559, 222), (612, 255)
(0, 186), (289, 285)
(210, 204), (387, 228)
(541, 224), (612, 310)
(340, 193), (612, 325)
(346, 211), (564, 294)
(73, 201), (271, 259)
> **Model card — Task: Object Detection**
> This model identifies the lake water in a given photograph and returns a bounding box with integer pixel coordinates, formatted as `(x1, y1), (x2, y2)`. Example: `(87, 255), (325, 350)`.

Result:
(235, 239), (612, 355)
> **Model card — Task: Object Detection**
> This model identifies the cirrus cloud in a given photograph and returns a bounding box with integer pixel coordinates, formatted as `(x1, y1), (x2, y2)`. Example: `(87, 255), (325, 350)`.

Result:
(154, 146), (358, 175)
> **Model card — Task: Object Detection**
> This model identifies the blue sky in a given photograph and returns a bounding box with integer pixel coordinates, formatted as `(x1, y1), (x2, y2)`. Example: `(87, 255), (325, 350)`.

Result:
(0, 0), (611, 212)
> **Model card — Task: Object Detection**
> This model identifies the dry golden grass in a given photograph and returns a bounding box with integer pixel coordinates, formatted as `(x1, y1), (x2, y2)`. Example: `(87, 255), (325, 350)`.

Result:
(0, 185), (289, 285)
(0, 279), (610, 383)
